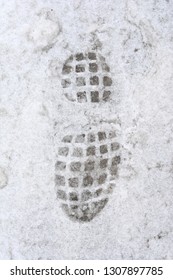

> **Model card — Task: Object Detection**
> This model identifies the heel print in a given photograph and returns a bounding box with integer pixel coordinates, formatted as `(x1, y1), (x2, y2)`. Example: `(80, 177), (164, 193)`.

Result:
(61, 51), (112, 103)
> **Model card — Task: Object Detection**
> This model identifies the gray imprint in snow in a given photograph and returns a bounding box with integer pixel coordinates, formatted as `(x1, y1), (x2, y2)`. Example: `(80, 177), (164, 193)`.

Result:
(55, 129), (121, 222)
(61, 51), (113, 103)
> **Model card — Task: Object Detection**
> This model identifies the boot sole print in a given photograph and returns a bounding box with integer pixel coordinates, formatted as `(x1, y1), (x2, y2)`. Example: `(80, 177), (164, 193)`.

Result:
(55, 50), (121, 222)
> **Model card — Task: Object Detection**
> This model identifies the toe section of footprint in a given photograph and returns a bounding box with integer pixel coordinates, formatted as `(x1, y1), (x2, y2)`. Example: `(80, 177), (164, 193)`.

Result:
(55, 128), (121, 222)
(61, 51), (113, 103)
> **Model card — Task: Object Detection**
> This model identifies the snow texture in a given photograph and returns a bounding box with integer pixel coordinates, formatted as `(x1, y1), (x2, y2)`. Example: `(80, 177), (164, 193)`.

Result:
(0, 0), (173, 259)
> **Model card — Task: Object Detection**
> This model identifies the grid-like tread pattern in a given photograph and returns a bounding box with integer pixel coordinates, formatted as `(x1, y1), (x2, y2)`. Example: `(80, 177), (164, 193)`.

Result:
(61, 52), (113, 103)
(55, 129), (120, 221)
